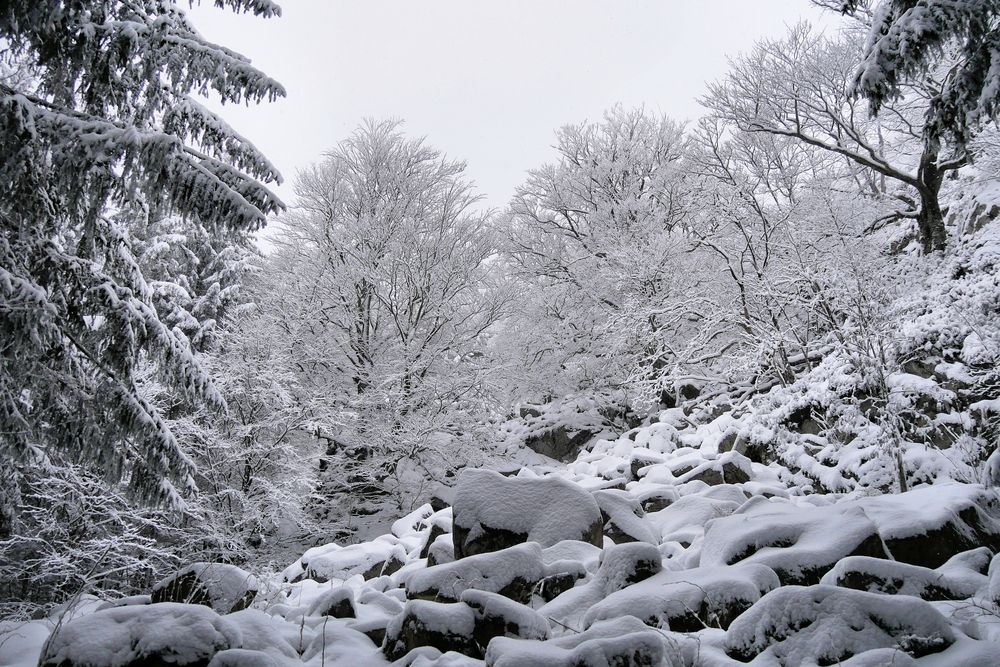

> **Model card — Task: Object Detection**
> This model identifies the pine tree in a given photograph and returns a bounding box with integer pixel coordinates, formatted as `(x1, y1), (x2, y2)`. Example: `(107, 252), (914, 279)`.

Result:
(0, 1), (285, 527)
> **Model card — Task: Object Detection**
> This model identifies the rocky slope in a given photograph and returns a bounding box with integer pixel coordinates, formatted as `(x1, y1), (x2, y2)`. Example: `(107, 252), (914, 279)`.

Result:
(8, 402), (1000, 666)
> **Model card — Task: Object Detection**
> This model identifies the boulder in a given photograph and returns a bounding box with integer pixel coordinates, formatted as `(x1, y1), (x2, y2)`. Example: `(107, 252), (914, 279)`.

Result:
(592, 489), (658, 545)
(485, 615), (677, 667)
(629, 452), (665, 481)
(534, 545), (661, 635)
(634, 486), (678, 513)
(533, 572), (580, 603)
(406, 542), (546, 605)
(38, 602), (240, 667)
(429, 485), (455, 513)
(595, 543), (663, 592)
(583, 563), (779, 632)
(151, 563), (258, 614)
(420, 522), (450, 560)
(452, 469), (602, 559)
(523, 426), (595, 461)
(427, 533), (456, 567)
(460, 589), (550, 647)
(783, 404), (825, 435)
(820, 555), (982, 601)
(700, 498), (889, 585)
(307, 585), (357, 618)
(383, 600), (479, 661)
(856, 483), (1000, 568)
(725, 585), (954, 664)
(676, 451), (752, 486)
(287, 538), (409, 583)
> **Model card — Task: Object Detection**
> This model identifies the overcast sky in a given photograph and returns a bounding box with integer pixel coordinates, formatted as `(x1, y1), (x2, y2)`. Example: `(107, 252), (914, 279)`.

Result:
(189, 1), (836, 211)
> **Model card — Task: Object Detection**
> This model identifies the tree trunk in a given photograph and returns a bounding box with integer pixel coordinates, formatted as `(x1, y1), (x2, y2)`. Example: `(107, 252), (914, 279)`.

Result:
(916, 138), (947, 253)
(916, 186), (947, 254)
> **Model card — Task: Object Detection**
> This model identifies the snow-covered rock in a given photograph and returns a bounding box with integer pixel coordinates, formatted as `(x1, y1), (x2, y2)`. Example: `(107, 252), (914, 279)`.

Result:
(286, 537), (409, 583)
(452, 469), (602, 558)
(725, 584), (955, 664)
(384, 600), (480, 661)
(485, 615), (678, 667)
(592, 489), (659, 544)
(406, 542), (547, 604)
(150, 562), (259, 615)
(460, 589), (550, 645)
(821, 555), (984, 600)
(855, 482), (1000, 568)
(582, 562), (780, 631)
(38, 603), (241, 667)
(307, 585), (357, 618)
(700, 497), (888, 584)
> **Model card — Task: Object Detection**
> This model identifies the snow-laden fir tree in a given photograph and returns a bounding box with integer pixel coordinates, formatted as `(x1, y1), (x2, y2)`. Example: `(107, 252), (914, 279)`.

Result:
(0, 0), (284, 531)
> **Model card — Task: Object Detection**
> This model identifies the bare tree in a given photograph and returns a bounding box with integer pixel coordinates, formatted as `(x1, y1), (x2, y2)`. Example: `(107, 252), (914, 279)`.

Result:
(261, 120), (512, 524)
(703, 22), (967, 253)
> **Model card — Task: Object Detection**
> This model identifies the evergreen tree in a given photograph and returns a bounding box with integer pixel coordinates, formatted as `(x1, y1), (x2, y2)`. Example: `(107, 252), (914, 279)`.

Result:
(0, 0), (285, 528)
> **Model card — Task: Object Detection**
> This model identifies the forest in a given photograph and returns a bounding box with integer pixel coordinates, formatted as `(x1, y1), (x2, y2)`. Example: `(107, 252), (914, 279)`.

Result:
(3, 0), (1000, 665)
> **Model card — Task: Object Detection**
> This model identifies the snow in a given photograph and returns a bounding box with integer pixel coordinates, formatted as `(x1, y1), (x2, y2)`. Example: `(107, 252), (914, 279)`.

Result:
(0, 620), (52, 667)
(541, 540), (603, 572)
(300, 621), (382, 666)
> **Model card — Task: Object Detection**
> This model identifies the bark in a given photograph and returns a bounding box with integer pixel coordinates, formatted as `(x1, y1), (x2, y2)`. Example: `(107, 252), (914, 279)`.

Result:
(916, 135), (949, 254)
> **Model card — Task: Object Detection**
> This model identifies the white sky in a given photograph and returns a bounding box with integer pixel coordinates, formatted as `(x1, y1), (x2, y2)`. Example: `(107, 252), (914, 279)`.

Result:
(189, 0), (836, 211)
